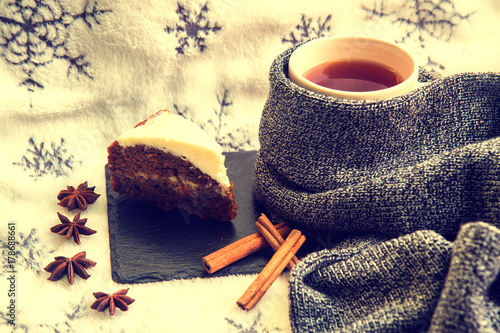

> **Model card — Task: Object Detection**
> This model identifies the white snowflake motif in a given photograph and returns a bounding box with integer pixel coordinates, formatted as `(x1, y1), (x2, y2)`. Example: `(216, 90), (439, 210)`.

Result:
(0, 0), (110, 91)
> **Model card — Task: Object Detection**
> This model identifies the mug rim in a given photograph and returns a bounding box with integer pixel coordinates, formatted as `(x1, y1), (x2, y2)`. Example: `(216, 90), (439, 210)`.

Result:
(288, 36), (419, 100)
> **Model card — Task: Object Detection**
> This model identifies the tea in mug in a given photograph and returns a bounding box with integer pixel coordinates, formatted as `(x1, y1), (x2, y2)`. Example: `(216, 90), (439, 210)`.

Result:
(303, 59), (403, 92)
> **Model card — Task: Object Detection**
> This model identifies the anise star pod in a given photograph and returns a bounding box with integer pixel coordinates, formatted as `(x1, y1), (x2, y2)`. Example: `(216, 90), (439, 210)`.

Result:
(50, 211), (97, 245)
(91, 288), (135, 315)
(57, 181), (100, 211)
(44, 251), (97, 285)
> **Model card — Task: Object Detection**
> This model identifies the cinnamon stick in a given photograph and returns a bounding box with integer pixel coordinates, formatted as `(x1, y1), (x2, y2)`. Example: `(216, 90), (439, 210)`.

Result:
(237, 229), (306, 311)
(202, 222), (291, 274)
(255, 214), (299, 270)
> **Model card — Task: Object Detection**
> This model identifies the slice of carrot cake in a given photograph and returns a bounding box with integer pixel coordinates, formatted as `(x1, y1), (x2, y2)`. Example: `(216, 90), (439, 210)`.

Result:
(107, 110), (237, 221)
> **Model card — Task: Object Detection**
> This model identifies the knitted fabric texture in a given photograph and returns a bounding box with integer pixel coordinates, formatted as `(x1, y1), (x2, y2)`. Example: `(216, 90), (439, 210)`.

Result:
(254, 43), (500, 237)
(288, 222), (500, 332)
(254, 42), (500, 331)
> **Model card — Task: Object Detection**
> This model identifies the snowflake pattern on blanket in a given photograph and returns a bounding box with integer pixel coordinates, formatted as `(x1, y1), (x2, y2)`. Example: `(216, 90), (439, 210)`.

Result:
(165, 2), (221, 55)
(225, 312), (281, 333)
(362, 0), (474, 72)
(282, 14), (332, 46)
(0, 228), (49, 278)
(173, 88), (253, 151)
(13, 137), (81, 179)
(362, 0), (474, 47)
(0, 0), (110, 92)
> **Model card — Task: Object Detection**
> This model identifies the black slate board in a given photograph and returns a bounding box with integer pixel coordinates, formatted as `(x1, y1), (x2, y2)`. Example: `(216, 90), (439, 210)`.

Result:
(106, 150), (283, 284)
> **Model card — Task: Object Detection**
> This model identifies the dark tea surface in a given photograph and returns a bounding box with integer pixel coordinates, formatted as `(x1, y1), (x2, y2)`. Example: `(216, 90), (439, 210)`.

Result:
(303, 59), (403, 92)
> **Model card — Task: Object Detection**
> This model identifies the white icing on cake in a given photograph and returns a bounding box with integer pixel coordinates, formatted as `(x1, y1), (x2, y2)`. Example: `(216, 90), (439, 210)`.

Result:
(116, 111), (230, 186)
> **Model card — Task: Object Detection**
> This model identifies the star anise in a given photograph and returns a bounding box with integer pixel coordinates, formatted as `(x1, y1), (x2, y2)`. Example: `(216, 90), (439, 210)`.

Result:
(50, 211), (97, 245)
(91, 288), (135, 315)
(57, 181), (100, 211)
(44, 251), (97, 285)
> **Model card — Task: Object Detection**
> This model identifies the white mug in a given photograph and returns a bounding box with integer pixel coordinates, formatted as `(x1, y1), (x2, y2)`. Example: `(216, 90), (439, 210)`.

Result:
(288, 36), (420, 100)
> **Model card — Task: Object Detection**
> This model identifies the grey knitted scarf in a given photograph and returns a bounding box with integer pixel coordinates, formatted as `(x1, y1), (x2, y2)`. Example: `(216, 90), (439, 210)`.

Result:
(254, 42), (500, 332)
